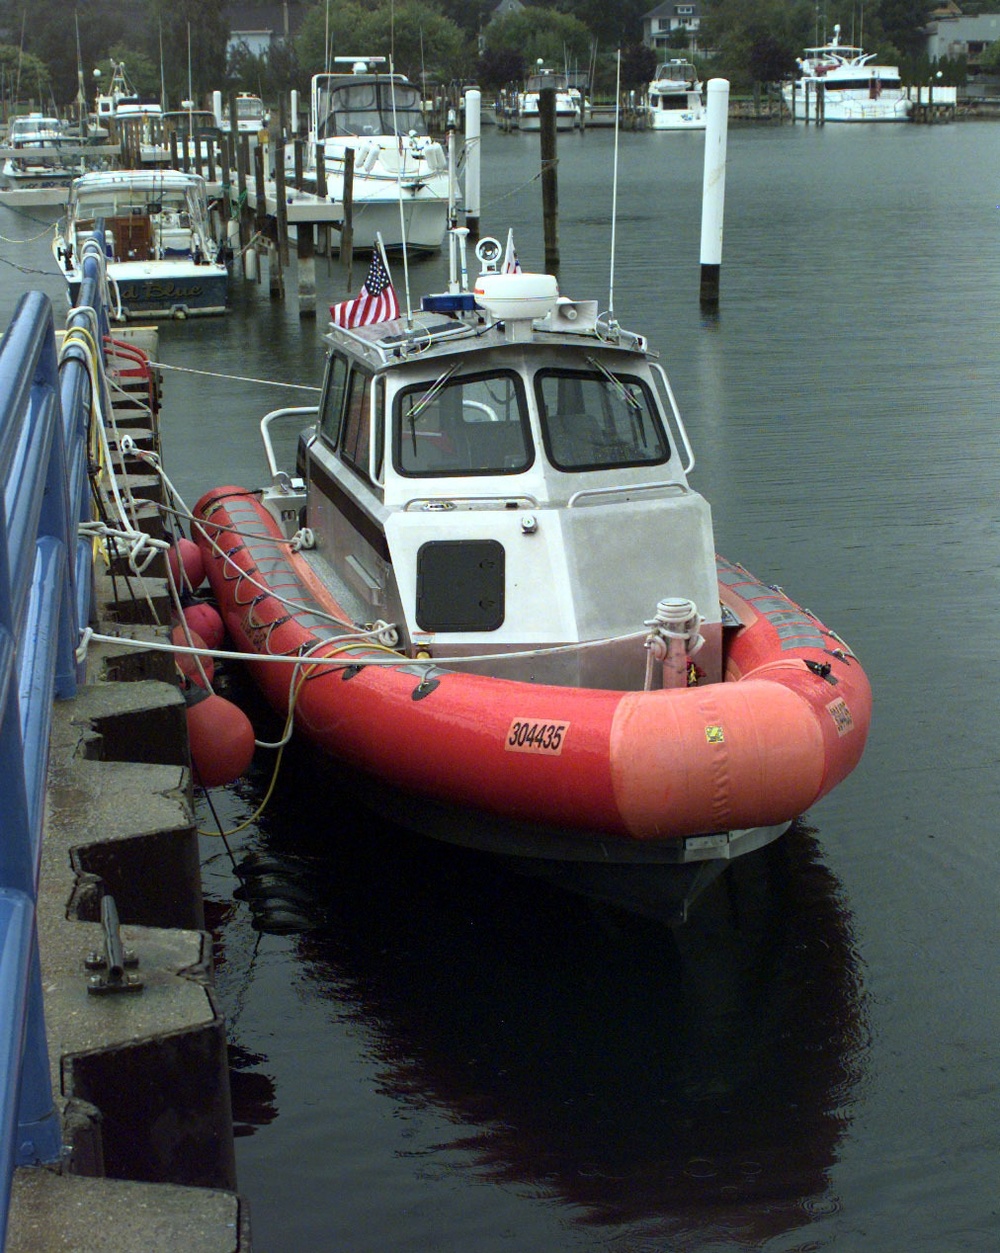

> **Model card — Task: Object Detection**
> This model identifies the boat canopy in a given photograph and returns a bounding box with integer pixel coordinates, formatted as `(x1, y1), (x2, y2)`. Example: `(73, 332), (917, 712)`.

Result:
(524, 71), (570, 92)
(316, 75), (427, 139)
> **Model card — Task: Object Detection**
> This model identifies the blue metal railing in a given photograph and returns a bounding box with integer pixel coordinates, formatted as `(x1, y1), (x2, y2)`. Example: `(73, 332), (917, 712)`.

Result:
(0, 239), (109, 1247)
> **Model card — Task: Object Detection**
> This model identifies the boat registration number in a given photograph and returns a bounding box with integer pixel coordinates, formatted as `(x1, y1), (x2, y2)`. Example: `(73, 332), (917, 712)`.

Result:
(505, 719), (569, 755)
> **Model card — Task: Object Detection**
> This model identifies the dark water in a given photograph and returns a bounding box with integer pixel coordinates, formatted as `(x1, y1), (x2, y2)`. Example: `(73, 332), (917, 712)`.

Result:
(3, 119), (999, 1251)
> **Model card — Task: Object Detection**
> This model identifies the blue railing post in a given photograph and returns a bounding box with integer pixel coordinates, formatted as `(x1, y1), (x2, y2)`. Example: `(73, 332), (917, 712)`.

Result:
(0, 278), (105, 1245)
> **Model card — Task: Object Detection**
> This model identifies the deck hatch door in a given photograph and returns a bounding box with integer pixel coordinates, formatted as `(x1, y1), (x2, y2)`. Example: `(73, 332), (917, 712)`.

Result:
(415, 539), (505, 632)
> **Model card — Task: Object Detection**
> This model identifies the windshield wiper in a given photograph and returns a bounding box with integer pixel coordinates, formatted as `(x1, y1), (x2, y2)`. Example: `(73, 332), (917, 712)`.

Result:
(406, 363), (459, 453)
(586, 355), (641, 411)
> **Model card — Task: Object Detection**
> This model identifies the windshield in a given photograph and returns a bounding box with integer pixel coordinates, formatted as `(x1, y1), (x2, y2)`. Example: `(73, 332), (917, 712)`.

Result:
(317, 78), (427, 138)
(535, 367), (670, 471)
(394, 369), (532, 477)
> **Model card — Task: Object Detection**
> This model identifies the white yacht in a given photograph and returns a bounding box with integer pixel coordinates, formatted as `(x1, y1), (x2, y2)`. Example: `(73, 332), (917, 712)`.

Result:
(782, 26), (911, 122)
(646, 61), (706, 131)
(290, 58), (451, 252)
(517, 67), (579, 131)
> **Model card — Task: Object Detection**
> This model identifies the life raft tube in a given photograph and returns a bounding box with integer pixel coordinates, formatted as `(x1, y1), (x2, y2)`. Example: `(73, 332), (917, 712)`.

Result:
(192, 487), (872, 862)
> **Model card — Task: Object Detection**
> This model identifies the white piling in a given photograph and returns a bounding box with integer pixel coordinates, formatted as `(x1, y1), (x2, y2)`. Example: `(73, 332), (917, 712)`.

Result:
(290, 90), (300, 137)
(699, 78), (730, 307)
(464, 88), (481, 240)
(212, 90), (223, 129)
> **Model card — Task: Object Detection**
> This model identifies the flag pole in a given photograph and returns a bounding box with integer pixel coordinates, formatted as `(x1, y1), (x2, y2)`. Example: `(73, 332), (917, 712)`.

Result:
(387, 57), (414, 328)
(607, 48), (622, 332)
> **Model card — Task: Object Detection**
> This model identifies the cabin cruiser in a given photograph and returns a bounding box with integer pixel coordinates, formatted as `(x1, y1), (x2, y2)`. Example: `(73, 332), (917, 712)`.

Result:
(191, 232), (871, 917)
(517, 66), (579, 131)
(53, 168), (229, 320)
(289, 57), (451, 252)
(223, 93), (269, 135)
(94, 61), (169, 164)
(646, 61), (706, 131)
(782, 25), (911, 122)
(1, 114), (73, 188)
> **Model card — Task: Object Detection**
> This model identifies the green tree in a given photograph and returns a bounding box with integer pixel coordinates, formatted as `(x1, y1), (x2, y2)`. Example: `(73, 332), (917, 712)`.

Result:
(701, 0), (813, 90)
(148, 0), (229, 107)
(0, 42), (52, 107)
(484, 6), (592, 68)
(296, 0), (466, 84)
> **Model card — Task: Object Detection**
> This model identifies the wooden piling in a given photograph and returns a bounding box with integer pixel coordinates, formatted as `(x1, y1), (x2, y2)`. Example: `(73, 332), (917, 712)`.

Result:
(539, 86), (559, 272)
(315, 145), (329, 260)
(275, 137), (289, 269)
(297, 226), (316, 318)
(341, 147), (355, 286)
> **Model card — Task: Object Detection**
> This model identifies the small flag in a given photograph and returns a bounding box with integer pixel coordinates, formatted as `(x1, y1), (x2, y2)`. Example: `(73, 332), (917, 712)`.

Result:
(502, 227), (521, 274)
(330, 237), (400, 328)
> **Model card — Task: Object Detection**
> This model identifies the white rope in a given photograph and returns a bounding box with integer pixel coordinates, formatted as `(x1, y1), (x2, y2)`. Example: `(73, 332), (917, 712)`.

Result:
(79, 627), (646, 670)
(144, 360), (321, 392)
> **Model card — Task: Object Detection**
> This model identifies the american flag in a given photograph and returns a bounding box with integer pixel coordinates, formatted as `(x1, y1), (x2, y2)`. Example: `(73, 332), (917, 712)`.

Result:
(502, 227), (522, 274)
(330, 240), (400, 328)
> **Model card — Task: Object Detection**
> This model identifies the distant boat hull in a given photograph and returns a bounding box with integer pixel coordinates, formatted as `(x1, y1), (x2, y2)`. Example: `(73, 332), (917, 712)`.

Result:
(68, 260), (229, 319)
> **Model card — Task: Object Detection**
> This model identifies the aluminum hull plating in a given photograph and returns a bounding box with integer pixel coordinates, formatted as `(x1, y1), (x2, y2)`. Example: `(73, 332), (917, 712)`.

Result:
(193, 488), (871, 863)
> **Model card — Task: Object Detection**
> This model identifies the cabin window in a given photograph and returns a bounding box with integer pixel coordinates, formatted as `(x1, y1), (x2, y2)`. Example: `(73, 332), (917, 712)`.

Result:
(318, 353), (350, 448)
(341, 368), (373, 481)
(318, 80), (426, 139)
(393, 369), (532, 477)
(535, 367), (670, 471)
(373, 376), (386, 482)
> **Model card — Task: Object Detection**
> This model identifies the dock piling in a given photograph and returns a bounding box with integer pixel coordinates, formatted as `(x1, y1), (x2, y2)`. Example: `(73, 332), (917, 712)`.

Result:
(540, 86), (559, 272)
(699, 78), (730, 309)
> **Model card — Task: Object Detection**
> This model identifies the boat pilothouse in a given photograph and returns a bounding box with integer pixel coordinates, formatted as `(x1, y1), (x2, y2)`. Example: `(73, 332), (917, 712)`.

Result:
(290, 56), (451, 251)
(262, 239), (721, 691)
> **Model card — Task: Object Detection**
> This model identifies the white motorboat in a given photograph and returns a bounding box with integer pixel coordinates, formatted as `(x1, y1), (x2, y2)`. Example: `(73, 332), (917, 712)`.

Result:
(290, 58), (452, 252)
(517, 66), (579, 131)
(223, 93), (269, 135)
(1, 114), (73, 189)
(782, 25), (911, 122)
(187, 228), (871, 922)
(94, 61), (169, 164)
(52, 168), (229, 320)
(646, 61), (706, 132)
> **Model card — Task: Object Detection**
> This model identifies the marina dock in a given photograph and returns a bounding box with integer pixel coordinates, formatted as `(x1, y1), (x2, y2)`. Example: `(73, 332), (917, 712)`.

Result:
(0, 272), (251, 1248)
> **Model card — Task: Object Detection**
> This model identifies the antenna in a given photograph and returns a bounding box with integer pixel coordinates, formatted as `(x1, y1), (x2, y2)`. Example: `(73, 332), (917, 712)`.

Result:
(387, 55), (414, 327)
(607, 49), (622, 327)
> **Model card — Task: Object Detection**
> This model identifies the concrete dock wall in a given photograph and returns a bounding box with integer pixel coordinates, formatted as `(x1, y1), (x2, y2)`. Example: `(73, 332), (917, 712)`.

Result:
(5, 330), (251, 1251)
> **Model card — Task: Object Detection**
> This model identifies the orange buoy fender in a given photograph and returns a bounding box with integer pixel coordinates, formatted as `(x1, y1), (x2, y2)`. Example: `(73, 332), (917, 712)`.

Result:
(168, 537), (206, 592)
(609, 680), (826, 838)
(183, 600), (225, 650)
(170, 626), (214, 687)
(185, 689), (255, 787)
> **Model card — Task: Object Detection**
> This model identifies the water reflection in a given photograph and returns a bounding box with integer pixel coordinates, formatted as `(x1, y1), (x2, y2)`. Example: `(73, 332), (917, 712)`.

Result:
(209, 709), (867, 1247)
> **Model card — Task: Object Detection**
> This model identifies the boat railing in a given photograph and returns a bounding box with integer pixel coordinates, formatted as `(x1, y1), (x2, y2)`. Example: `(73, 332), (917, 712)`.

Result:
(567, 480), (690, 507)
(261, 405), (319, 488)
(650, 362), (695, 474)
(0, 239), (108, 1246)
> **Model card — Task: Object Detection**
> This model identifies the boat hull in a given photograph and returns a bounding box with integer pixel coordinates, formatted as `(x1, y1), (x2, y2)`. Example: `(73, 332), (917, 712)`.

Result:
(66, 260), (229, 319)
(781, 83), (911, 122)
(193, 488), (872, 863)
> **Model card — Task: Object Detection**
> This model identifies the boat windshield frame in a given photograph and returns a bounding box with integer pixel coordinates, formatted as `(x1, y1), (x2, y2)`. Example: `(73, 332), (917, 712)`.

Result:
(392, 366), (534, 478)
(316, 75), (427, 139)
(534, 365), (671, 472)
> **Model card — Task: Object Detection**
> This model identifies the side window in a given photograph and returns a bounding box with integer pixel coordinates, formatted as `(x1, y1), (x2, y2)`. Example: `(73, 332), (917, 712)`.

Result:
(341, 369), (373, 481)
(373, 376), (386, 482)
(318, 354), (349, 448)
